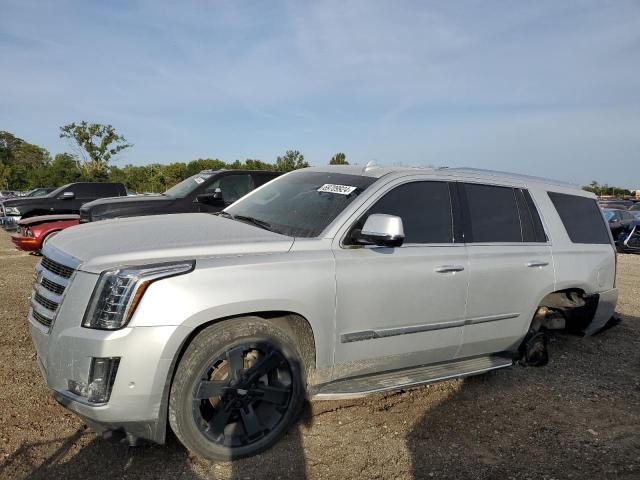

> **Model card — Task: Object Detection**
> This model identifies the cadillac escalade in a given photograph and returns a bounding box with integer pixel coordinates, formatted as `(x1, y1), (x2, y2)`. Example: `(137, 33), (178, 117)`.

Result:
(28, 165), (617, 460)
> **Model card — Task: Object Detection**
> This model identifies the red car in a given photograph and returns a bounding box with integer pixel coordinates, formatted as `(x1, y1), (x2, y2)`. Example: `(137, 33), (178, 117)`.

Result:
(11, 214), (79, 252)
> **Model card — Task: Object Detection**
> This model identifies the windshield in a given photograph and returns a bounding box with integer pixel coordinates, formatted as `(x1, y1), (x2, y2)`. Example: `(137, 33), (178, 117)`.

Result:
(27, 188), (52, 197)
(225, 171), (377, 237)
(164, 172), (217, 198)
(46, 184), (71, 198)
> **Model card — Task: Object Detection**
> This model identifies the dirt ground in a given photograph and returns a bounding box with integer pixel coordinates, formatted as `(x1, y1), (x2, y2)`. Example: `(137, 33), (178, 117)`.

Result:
(0, 230), (638, 480)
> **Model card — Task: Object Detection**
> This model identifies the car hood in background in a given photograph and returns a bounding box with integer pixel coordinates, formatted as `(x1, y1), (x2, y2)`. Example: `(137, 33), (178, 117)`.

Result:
(44, 213), (294, 273)
(19, 214), (80, 227)
(1, 196), (51, 209)
(81, 195), (175, 217)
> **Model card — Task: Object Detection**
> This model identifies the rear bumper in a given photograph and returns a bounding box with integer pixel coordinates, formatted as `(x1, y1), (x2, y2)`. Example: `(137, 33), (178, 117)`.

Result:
(584, 288), (618, 336)
(11, 234), (40, 251)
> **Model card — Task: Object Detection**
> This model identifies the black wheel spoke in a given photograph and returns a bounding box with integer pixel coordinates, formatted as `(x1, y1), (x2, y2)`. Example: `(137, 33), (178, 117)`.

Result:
(252, 385), (290, 405)
(240, 404), (263, 439)
(227, 347), (244, 383)
(195, 380), (228, 399)
(244, 350), (283, 382)
(209, 405), (233, 436)
(192, 340), (295, 449)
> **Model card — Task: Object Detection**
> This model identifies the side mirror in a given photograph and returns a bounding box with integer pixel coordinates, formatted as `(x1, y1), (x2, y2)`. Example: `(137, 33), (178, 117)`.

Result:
(355, 214), (405, 247)
(59, 191), (75, 200)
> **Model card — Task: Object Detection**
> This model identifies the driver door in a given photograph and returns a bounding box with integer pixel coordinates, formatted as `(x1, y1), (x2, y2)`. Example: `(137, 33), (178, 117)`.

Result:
(332, 179), (468, 380)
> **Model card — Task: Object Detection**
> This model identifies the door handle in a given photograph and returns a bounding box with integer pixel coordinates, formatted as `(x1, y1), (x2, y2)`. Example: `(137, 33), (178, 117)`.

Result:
(434, 265), (465, 273)
(526, 261), (549, 268)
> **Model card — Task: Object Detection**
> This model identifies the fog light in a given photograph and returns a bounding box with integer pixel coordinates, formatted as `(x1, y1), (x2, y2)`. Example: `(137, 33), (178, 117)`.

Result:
(67, 357), (120, 404)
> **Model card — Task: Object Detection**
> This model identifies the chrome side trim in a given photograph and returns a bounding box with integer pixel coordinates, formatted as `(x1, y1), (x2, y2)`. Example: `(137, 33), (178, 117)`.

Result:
(340, 313), (520, 343)
(465, 312), (520, 325)
(340, 319), (466, 343)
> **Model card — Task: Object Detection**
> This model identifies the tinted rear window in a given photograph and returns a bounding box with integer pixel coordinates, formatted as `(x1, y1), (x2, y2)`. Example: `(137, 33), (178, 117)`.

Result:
(548, 192), (611, 244)
(463, 183), (522, 242)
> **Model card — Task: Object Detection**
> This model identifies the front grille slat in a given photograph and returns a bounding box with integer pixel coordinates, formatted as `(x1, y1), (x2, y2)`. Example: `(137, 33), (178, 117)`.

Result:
(32, 308), (53, 328)
(31, 255), (78, 332)
(40, 277), (65, 295)
(34, 292), (59, 311)
(40, 257), (74, 279)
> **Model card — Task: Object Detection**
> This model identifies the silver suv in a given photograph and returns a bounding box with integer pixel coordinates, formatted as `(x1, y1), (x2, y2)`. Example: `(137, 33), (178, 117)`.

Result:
(29, 165), (617, 460)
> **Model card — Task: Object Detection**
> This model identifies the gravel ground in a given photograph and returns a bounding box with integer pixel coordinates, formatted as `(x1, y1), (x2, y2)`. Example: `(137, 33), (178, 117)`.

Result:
(0, 230), (638, 480)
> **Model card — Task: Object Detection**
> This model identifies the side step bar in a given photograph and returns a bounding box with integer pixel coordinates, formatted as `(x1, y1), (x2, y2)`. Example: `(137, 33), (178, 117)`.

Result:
(311, 355), (513, 400)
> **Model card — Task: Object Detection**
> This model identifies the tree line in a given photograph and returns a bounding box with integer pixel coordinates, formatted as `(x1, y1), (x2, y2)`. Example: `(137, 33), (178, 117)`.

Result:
(3, 122), (631, 197)
(1, 122), (350, 193)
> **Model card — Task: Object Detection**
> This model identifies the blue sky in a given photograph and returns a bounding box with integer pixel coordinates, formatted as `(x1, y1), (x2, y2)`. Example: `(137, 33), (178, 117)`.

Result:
(1, 0), (639, 187)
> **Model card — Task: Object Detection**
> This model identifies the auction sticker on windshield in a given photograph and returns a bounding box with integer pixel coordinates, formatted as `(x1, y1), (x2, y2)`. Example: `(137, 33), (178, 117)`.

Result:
(317, 184), (357, 195)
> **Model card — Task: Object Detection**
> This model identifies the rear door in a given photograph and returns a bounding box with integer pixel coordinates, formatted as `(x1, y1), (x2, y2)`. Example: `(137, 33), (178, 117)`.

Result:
(332, 179), (469, 379)
(458, 182), (554, 358)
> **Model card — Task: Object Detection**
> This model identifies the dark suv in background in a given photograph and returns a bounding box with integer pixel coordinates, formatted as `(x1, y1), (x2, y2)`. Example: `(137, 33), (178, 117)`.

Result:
(79, 169), (281, 223)
(1, 182), (126, 229)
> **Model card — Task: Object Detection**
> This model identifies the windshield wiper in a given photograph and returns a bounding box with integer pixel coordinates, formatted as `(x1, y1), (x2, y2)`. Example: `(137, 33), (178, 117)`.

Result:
(214, 211), (235, 219)
(233, 215), (273, 231)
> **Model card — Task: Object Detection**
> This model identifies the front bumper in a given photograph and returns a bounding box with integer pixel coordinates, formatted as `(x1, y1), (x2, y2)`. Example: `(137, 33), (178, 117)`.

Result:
(11, 234), (40, 251)
(31, 320), (192, 444)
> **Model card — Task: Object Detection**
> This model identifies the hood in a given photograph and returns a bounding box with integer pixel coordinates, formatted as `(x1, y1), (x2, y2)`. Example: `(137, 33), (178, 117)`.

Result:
(19, 214), (79, 227)
(45, 213), (294, 273)
(2, 196), (49, 209)
(82, 195), (174, 216)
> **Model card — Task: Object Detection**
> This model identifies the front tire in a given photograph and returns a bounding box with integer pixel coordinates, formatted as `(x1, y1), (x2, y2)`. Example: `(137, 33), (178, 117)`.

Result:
(169, 317), (306, 460)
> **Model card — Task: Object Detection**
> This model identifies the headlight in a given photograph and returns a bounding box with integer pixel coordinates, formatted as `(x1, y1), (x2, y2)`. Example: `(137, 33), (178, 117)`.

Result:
(82, 261), (194, 330)
(5, 206), (20, 215)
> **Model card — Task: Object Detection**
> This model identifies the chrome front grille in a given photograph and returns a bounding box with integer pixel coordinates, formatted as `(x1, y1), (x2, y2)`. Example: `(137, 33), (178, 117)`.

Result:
(41, 277), (65, 295)
(30, 254), (77, 331)
(34, 292), (59, 311)
(40, 256), (74, 279)
(32, 309), (53, 328)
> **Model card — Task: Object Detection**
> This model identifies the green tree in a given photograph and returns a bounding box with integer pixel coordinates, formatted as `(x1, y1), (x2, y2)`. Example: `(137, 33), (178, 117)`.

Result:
(0, 131), (51, 189)
(243, 158), (275, 171)
(329, 152), (348, 165)
(59, 122), (132, 175)
(275, 150), (309, 172)
(43, 153), (85, 186)
(185, 158), (226, 176)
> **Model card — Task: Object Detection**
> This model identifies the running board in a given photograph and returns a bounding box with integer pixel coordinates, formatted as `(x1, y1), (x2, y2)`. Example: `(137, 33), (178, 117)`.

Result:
(311, 355), (513, 400)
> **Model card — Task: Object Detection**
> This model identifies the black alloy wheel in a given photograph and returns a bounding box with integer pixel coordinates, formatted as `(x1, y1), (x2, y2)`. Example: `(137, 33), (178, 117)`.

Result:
(192, 342), (294, 448)
(169, 317), (306, 460)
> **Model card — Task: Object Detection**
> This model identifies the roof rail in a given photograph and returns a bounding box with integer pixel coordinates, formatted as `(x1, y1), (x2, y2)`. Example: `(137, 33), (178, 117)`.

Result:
(451, 167), (578, 188)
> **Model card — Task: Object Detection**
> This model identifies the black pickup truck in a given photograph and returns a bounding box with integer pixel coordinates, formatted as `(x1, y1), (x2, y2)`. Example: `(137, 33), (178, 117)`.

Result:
(79, 169), (281, 223)
(1, 182), (127, 229)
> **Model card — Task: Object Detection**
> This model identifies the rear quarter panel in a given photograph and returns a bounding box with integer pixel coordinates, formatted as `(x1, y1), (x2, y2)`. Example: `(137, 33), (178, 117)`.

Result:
(531, 185), (616, 294)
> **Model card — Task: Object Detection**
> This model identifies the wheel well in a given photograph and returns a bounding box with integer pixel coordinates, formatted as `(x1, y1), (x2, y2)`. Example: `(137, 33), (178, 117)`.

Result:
(533, 288), (598, 333)
(171, 311), (317, 385)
